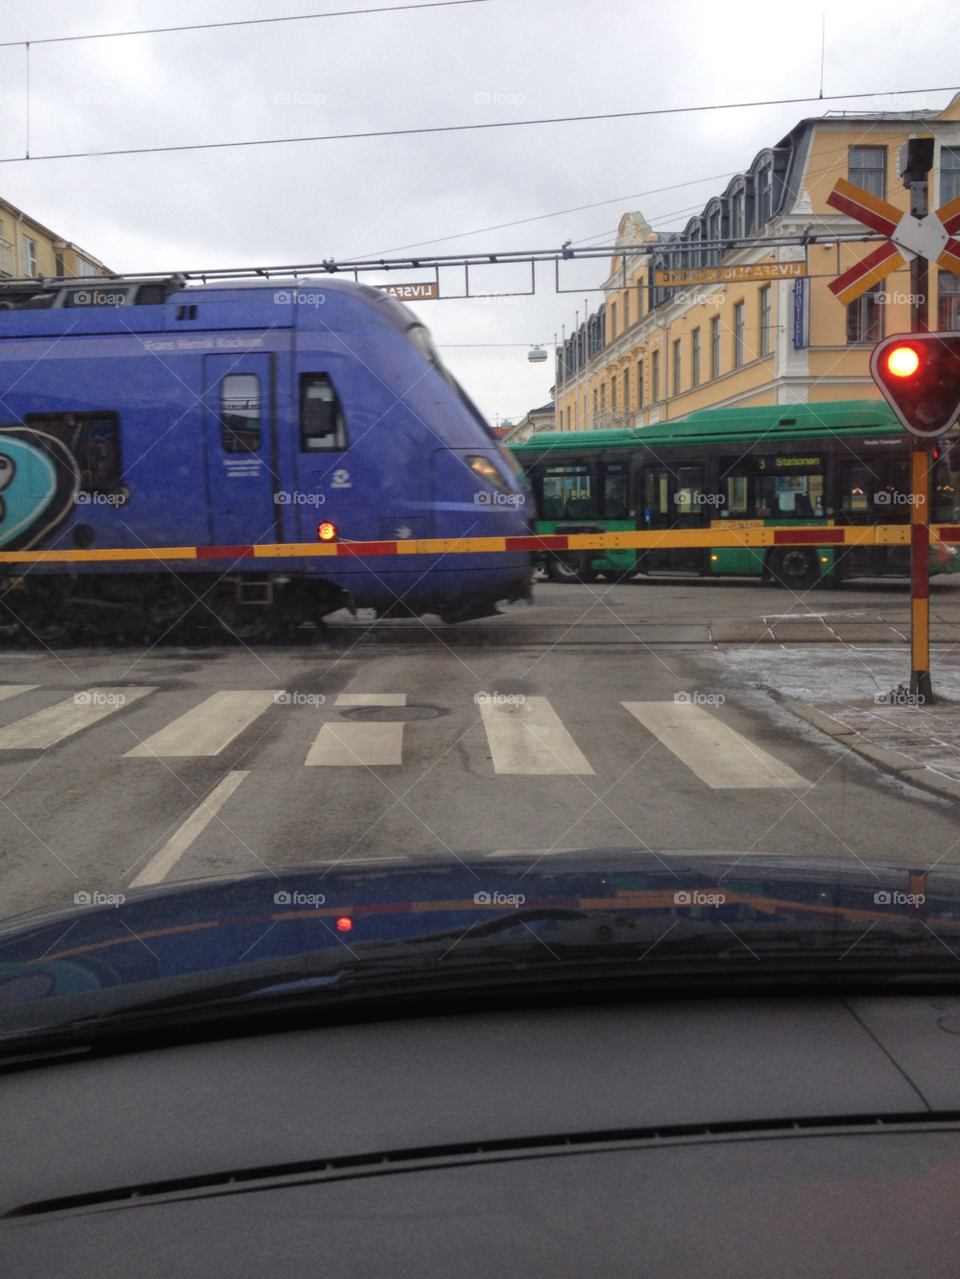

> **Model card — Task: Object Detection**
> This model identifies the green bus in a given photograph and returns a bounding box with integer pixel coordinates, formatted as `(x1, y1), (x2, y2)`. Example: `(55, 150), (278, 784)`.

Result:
(509, 400), (960, 589)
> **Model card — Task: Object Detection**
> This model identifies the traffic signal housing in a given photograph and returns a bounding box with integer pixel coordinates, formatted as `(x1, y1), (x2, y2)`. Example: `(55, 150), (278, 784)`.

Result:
(869, 333), (960, 438)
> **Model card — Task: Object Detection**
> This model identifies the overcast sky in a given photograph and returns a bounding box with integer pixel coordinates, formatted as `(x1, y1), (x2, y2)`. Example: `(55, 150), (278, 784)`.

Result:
(0, 0), (958, 422)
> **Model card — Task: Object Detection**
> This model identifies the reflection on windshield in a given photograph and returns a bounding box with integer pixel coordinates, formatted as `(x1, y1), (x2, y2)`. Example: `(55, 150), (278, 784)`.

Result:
(1, 858), (956, 1041)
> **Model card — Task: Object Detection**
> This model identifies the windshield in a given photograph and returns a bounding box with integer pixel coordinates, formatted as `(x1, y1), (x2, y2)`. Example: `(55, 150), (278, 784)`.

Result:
(1, 9), (960, 1055)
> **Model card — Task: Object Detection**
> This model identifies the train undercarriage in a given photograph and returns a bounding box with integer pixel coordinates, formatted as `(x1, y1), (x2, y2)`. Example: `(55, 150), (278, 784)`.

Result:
(0, 570), (530, 645)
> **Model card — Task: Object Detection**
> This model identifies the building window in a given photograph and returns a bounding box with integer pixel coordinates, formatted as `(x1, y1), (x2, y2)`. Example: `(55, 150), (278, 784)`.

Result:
(623, 368), (630, 411)
(688, 224), (701, 271)
(756, 167), (773, 226)
(673, 339), (682, 396)
(637, 361), (644, 409)
(652, 350), (660, 402)
(760, 286), (772, 356)
(623, 291), (630, 329)
(938, 271), (960, 331)
(692, 329), (701, 386)
(942, 147), (960, 205)
(566, 407), (571, 430)
(849, 146), (886, 199)
(711, 316), (721, 379)
(611, 376), (617, 410)
(708, 208), (721, 266)
(610, 302), (617, 338)
(732, 190), (744, 240)
(636, 280), (644, 320)
(593, 388), (598, 416)
(734, 301), (745, 367)
(600, 383), (606, 412)
(54, 252), (65, 277)
(23, 237), (37, 276)
(846, 288), (885, 343)
(76, 258), (98, 277)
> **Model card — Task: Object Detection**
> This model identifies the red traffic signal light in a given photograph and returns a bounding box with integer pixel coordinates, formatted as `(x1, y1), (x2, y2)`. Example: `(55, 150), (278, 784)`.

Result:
(870, 333), (960, 438)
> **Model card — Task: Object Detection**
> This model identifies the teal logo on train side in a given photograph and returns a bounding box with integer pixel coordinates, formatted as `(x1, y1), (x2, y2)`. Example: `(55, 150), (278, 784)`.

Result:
(0, 427), (79, 550)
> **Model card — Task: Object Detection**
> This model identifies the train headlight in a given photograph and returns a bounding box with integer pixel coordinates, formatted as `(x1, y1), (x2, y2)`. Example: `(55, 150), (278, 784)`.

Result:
(317, 521), (338, 542)
(467, 454), (513, 496)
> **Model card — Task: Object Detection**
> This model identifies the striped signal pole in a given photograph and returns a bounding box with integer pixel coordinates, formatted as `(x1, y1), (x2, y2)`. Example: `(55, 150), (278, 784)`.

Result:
(903, 140), (935, 704)
(827, 141), (960, 706)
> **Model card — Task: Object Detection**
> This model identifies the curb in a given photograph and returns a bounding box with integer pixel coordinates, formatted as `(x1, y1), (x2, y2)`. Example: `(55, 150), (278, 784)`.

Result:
(784, 699), (960, 803)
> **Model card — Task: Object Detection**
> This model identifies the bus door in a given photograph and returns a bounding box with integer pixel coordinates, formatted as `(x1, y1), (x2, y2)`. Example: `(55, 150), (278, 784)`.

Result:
(203, 354), (280, 547)
(713, 465), (759, 575)
(640, 463), (705, 572)
(594, 461), (634, 575)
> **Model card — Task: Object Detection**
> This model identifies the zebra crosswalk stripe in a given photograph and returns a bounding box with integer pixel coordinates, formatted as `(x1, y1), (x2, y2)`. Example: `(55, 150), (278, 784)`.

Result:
(305, 692), (407, 766)
(124, 690), (279, 758)
(0, 685), (39, 704)
(0, 688), (155, 751)
(479, 695), (595, 775)
(622, 701), (811, 790)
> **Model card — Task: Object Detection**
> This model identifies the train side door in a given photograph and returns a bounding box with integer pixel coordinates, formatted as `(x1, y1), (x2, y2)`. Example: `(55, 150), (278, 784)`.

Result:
(203, 354), (280, 546)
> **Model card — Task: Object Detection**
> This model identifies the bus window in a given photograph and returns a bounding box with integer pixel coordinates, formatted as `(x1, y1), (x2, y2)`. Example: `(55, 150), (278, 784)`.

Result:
(933, 457), (960, 522)
(603, 464), (628, 519)
(841, 461), (876, 517)
(542, 466), (597, 520)
(724, 474), (749, 516)
(674, 466), (703, 517)
(757, 472), (823, 519)
(643, 467), (671, 529)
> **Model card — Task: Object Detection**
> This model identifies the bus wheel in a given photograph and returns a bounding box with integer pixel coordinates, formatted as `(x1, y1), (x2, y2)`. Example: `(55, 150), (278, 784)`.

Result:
(547, 554), (596, 584)
(768, 547), (820, 591)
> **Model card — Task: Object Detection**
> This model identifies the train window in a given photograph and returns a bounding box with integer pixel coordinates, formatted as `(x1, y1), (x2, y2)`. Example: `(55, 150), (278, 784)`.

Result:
(542, 465), (597, 520)
(23, 411), (123, 495)
(220, 374), (262, 453)
(300, 374), (348, 452)
(603, 464), (628, 518)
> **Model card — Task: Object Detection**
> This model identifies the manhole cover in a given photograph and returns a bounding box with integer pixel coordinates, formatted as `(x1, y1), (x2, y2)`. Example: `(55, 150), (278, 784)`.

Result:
(339, 704), (446, 722)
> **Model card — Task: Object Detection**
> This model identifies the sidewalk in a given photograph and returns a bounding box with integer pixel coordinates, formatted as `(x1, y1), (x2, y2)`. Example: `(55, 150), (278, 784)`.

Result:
(710, 646), (960, 802)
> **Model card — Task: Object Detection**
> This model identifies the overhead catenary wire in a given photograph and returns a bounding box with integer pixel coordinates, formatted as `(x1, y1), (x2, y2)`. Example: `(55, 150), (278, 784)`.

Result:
(0, 0), (491, 47)
(1, 84), (956, 166)
(356, 171), (743, 257)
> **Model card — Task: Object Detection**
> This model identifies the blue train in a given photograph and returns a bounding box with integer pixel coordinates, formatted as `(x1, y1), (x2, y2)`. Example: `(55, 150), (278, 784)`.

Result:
(0, 276), (532, 640)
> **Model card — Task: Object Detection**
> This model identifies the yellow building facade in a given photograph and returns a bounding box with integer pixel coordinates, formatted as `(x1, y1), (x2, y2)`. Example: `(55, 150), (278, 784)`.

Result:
(556, 94), (960, 430)
(0, 196), (108, 281)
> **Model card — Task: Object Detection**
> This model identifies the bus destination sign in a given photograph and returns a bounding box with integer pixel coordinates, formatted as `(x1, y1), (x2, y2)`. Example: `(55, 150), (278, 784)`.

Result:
(757, 455), (822, 469)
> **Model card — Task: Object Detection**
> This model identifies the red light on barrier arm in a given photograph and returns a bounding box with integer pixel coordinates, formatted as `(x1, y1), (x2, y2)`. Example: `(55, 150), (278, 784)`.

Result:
(336, 917), (352, 931)
(887, 346), (920, 378)
(317, 521), (338, 542)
